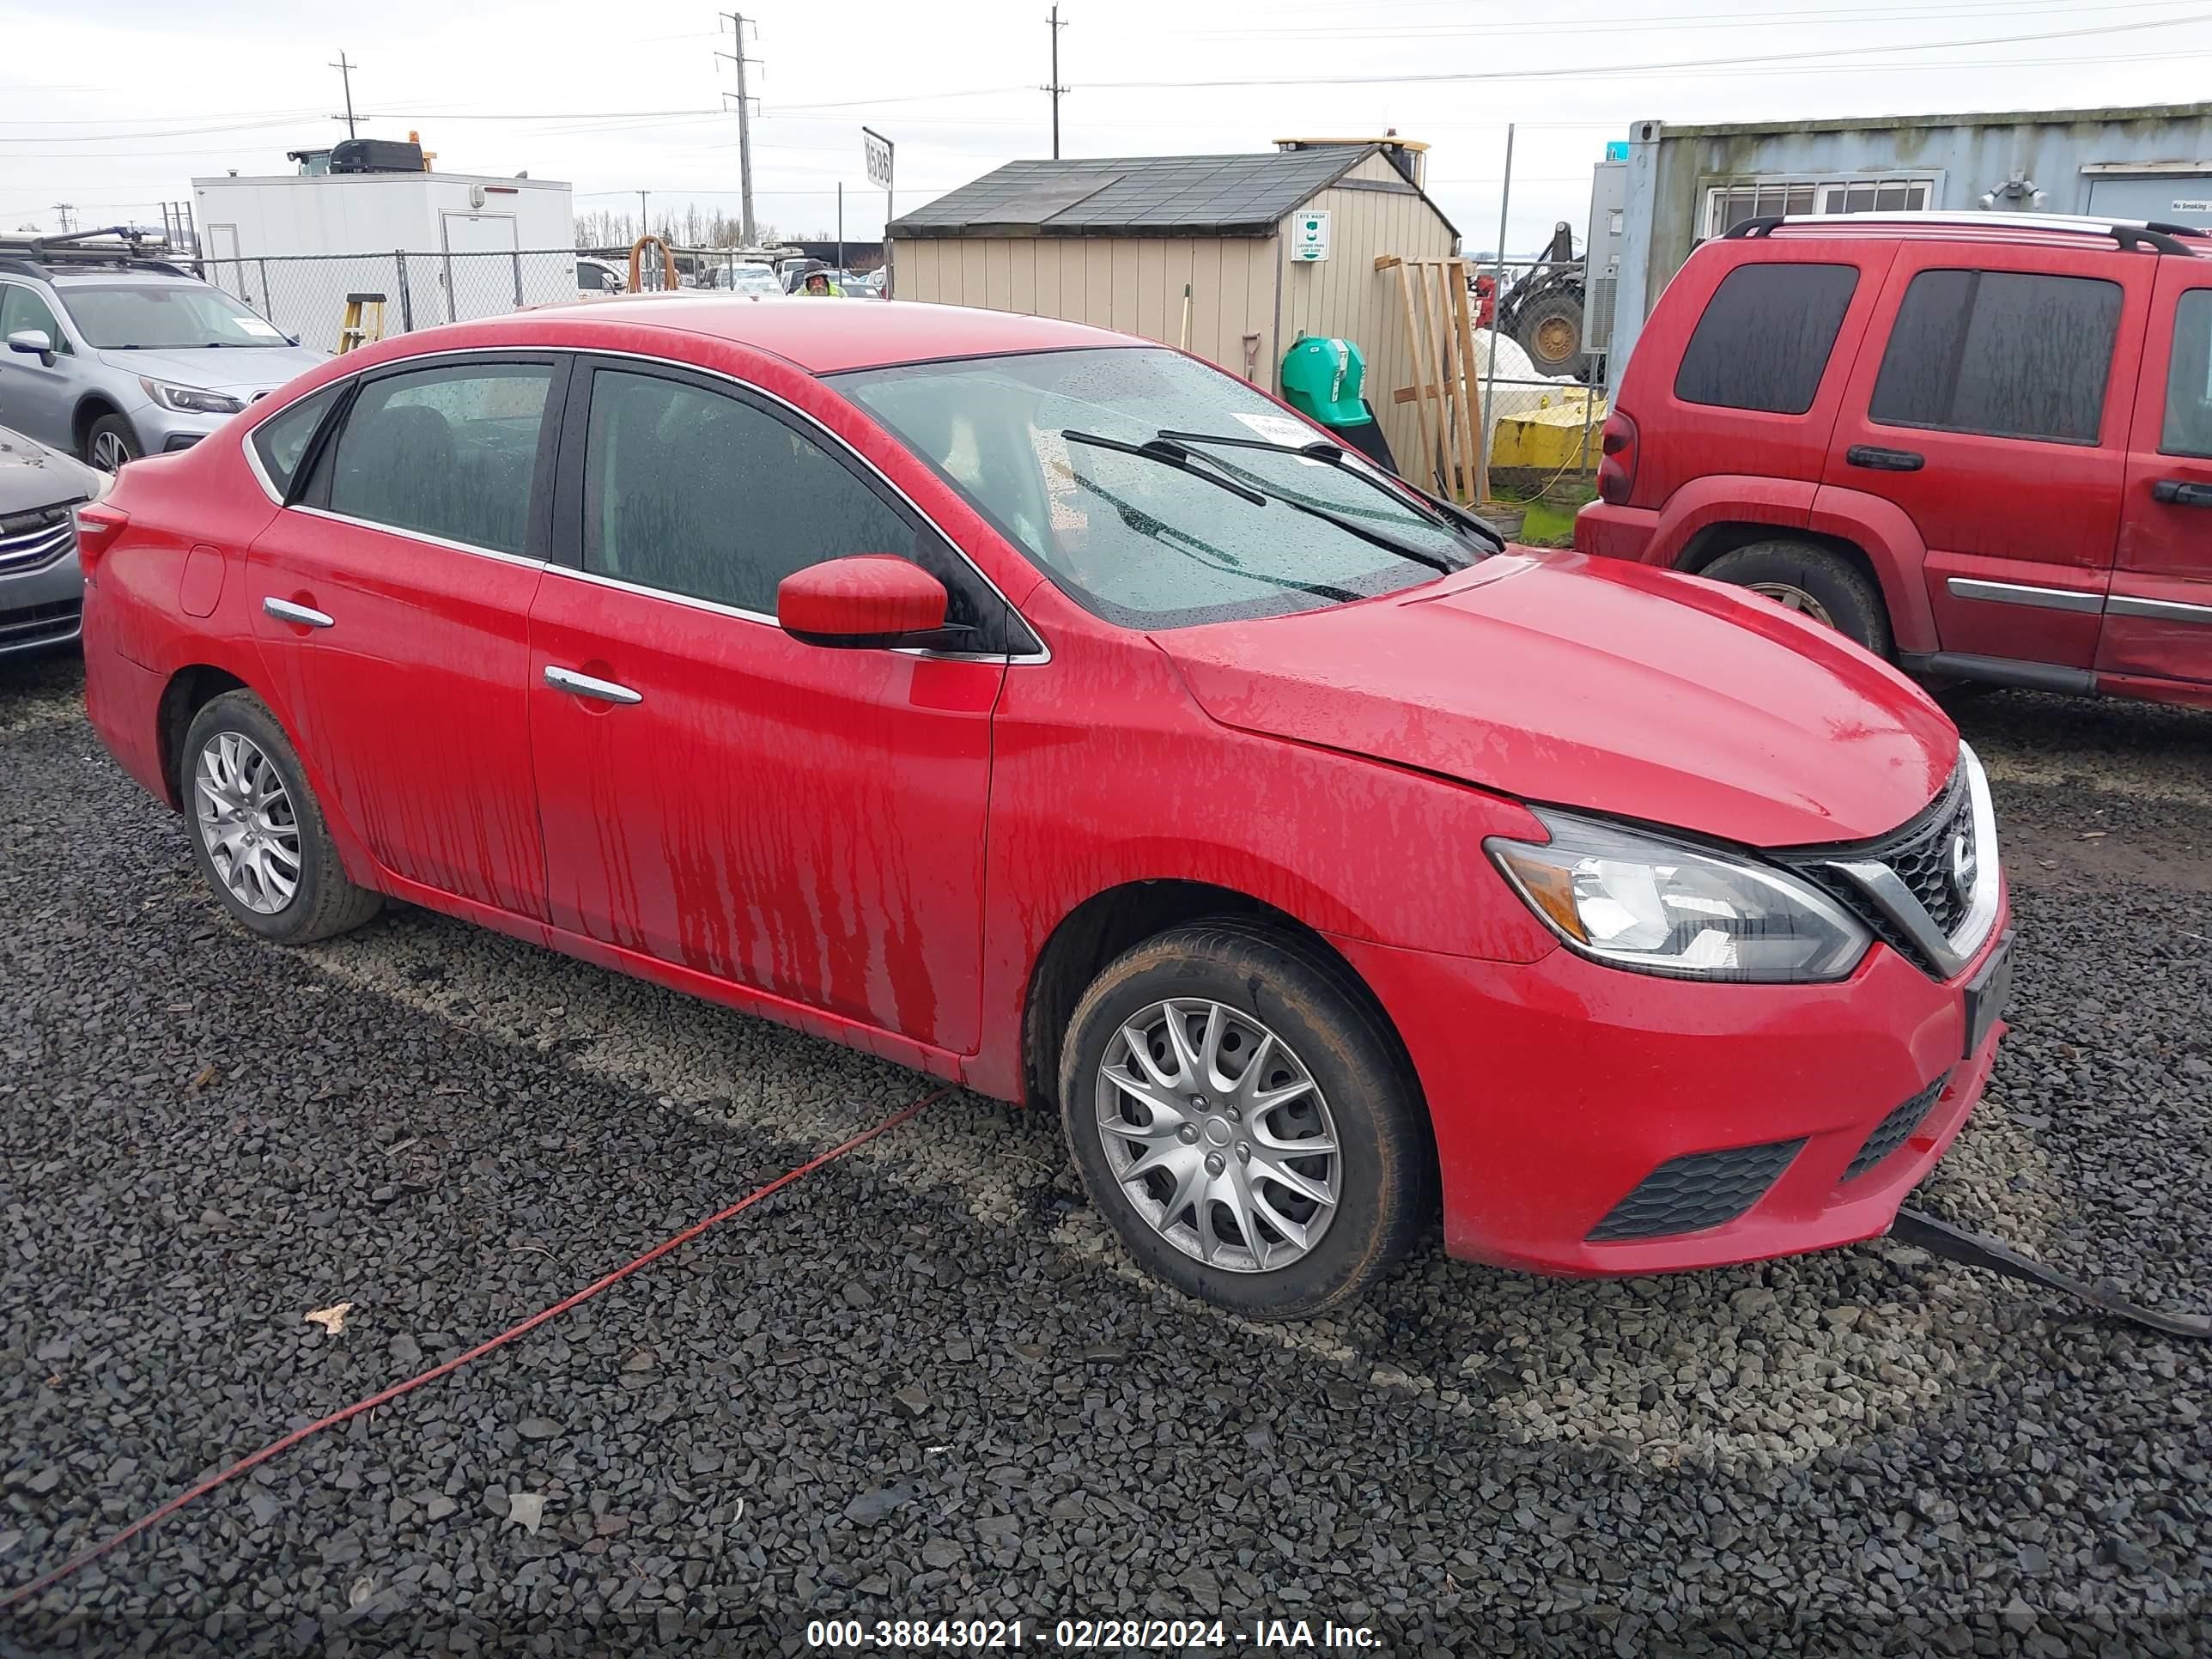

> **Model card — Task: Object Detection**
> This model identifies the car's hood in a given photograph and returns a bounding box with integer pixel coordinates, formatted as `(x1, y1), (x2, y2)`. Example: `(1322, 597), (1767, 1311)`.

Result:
(1155, 550), (1958, 848)
(0, 423), (98, 512)
(99, 343), (329, 397)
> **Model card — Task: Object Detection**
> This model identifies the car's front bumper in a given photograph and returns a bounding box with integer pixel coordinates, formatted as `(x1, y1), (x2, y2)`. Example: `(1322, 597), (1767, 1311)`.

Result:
(0, 543), (84, 654)
(127, 404), (226, 455)
(1331, 897), (2011, 1276)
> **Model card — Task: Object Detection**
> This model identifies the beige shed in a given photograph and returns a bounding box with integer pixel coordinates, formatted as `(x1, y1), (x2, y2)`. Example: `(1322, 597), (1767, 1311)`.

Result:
(885, 141), (1458, 476)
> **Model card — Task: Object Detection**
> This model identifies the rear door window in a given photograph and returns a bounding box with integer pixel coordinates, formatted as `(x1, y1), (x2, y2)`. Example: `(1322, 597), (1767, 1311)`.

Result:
(1674, 263), (1861, 415)
(2163, 289), (2212, 459)
(1869, 269), (2122, 445)
(325, 362), (553, 555)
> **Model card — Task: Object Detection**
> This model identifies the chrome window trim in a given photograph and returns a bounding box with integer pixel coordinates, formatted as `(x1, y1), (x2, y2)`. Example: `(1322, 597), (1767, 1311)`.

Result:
(1946, 577), (2104, 614)
(255, 339), (1050, 664)
(2106, 592), (2212, 625)
(1823, 742), (2002, 981)
(291, 503), (548, 570)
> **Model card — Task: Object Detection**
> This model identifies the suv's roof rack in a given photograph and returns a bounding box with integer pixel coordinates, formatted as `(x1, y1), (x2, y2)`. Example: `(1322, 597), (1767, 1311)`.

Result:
(1724, 210), (2208, 257)
(0, 228), (192, 279)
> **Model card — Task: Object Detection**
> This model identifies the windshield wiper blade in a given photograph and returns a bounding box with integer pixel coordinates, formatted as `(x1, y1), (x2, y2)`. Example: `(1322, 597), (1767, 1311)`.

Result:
(1157, 428), (1505, 550)
(1061, 429), (1266, 505)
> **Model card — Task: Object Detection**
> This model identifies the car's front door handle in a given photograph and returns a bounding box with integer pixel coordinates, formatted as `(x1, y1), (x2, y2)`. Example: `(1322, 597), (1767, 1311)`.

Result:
(262, 596), (334, 629)
(1846, 444), (1926, 472)
(544, 665), (642, 705)
(2153, 478), (2212, 507)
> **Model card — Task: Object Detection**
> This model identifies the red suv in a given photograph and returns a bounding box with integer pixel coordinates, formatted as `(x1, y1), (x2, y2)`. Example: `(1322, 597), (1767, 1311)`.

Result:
(1579, 213), (2212, 709)
(79, 298), (2009, 1316)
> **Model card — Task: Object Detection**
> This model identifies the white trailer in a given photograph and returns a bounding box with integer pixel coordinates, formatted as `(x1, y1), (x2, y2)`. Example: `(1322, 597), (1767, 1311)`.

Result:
(189, 171), (574, 351)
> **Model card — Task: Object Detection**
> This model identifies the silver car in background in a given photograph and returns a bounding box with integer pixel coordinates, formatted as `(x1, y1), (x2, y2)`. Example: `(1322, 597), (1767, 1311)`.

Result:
(0, 422), (99, 656)
(0, 240), (326, 471)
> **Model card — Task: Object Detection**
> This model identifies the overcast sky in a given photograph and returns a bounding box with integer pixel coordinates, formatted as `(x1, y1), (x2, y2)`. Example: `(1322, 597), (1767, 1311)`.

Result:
(5, 0), (2212, 254)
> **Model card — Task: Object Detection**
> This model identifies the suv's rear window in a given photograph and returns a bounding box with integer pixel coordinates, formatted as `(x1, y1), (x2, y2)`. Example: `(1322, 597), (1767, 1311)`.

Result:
(1870, 269), (2122, 445)
(1674, 263), (1860, 416)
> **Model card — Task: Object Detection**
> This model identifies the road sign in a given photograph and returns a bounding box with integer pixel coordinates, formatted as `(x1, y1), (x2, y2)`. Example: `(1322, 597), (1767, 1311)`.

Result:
(864, 128), (894, 191)
(1291, 209), (1330, 263)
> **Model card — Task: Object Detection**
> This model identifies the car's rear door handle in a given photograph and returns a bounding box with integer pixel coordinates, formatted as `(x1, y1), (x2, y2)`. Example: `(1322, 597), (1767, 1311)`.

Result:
(544, 665), (642, 705)
(262, 597), (334, 629)
(2153, 478), (2212, 507)
(1846, 445), (1926, 472)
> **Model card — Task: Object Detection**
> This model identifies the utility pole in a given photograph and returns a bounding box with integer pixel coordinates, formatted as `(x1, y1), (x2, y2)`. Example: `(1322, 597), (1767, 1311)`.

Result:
(52, 203), (76, 234)
(1044, 7), (1068, 160)
(718, 13), (761, 247)
(330, 52), (359, 140)
(637, 190), (648, 240)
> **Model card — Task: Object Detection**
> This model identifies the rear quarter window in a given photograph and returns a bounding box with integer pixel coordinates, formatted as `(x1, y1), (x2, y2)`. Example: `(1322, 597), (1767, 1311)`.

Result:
(1673, 262), (1862, 416)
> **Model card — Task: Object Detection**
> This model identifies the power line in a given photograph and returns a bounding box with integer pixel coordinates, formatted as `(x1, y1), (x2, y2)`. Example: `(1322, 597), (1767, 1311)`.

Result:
(1081, 9), (2212, 88)
(1170, 0), (2208, 40)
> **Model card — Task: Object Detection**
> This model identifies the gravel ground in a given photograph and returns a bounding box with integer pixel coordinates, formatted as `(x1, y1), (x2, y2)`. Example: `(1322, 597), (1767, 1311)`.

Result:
(3, 650), (2209, 1658)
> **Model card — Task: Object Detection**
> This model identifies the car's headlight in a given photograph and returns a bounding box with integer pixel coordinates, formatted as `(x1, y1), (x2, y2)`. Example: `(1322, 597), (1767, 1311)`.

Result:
(1486, 811), (1872, 983)
(139, 377), (243, 416)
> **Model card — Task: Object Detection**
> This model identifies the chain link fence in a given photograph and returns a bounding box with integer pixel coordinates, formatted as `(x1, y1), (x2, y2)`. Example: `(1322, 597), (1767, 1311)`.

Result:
(1474, 253), (1607, 496)
(197, 249), (587, 354)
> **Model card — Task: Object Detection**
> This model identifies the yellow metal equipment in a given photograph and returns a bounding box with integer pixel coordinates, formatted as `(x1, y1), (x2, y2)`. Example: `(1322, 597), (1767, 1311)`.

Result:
(337, 292), (386, 354)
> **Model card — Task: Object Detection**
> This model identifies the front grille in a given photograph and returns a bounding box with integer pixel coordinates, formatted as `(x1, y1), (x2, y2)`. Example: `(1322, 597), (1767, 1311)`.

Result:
(1842, 1073), (1950, 1184)
(0, 506), (74, 576)
(1587, 1139), (1805, 1242)
(0, 597), (82, 652)
(1784, 767), (1977, 974)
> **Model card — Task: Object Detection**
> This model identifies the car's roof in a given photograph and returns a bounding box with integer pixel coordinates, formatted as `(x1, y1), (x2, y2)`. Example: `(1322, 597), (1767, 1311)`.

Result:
(48, 268), (204, 286)
(514, 295), (1137, 374)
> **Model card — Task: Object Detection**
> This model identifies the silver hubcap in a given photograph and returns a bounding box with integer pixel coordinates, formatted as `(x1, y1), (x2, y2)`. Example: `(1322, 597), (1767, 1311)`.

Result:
(193, 732), (301, 915)
(1093, 999), (1340, 1274)
(1744, 580), (1837, 629)
(91, 431), (131, 472)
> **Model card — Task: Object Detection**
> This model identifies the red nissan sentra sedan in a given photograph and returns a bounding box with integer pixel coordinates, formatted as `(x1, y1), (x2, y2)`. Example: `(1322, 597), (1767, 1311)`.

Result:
(76, 298), (2012, 1318)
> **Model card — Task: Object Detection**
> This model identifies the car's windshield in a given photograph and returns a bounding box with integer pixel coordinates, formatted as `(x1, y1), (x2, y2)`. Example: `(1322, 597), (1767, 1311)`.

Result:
(59, 282), (294, 349)
(835, 347), (1479, 629)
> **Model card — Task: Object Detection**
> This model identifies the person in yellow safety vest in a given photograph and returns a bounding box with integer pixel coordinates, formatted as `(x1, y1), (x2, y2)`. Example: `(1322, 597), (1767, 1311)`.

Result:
(800, 271), (844, 297)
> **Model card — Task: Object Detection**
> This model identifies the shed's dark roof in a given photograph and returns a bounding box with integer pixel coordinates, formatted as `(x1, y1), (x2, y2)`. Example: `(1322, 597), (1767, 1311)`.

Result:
(889, 145), (1432, 240)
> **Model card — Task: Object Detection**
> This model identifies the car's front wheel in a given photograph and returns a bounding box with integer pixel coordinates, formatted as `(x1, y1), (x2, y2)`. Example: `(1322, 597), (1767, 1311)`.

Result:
(181, 690), (382, 944)
(85, 413), (143, 473)
(1059, 922), (1434, 1319)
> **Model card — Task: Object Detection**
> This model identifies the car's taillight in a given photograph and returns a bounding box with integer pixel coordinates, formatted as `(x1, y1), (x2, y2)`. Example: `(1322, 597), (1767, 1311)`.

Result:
(74, 502), (131, 583)
(1596, 410), (1639, 507)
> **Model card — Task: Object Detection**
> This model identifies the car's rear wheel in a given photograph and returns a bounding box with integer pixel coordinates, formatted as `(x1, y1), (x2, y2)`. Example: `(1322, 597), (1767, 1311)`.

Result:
(1059, 921), (1433, 1319)
(85, 413), (142, 474)
(1702, 538), (1893, 658)
(182, 690), (381, 944)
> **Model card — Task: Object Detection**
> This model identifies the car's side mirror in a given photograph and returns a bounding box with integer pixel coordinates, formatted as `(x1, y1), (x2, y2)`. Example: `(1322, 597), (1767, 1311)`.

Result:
(777, 555), (950, 648)
(6, 329), (56, 366)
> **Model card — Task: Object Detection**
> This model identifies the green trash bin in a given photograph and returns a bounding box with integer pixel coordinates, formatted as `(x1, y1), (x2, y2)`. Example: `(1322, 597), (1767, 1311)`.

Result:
(1280, 337), (1396, 472)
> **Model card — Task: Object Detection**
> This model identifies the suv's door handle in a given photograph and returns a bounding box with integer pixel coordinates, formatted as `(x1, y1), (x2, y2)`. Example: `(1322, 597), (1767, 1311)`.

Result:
(1846, 445), (1926, 472)
(2153, 478), (2212, 507)
(544, 665), (642, 705)
(262, 597), (334, 629)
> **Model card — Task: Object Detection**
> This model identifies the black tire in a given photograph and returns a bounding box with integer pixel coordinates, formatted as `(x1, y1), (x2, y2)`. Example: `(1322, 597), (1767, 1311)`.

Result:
(1701, 538), (1893, 658)
(180, 690), (382, 944)
(1058, 921), (1435, 1320)
(84, 412), (143, 473)
(1511, 289), (1586, 377)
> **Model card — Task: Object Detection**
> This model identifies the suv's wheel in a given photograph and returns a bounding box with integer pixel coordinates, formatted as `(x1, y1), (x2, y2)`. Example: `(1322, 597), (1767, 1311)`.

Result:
(1058, 921), (1433, 1319)
(181, 690), (382, 944)
(1701, 538), (1893, 658)
(85, 413), (143, 473)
